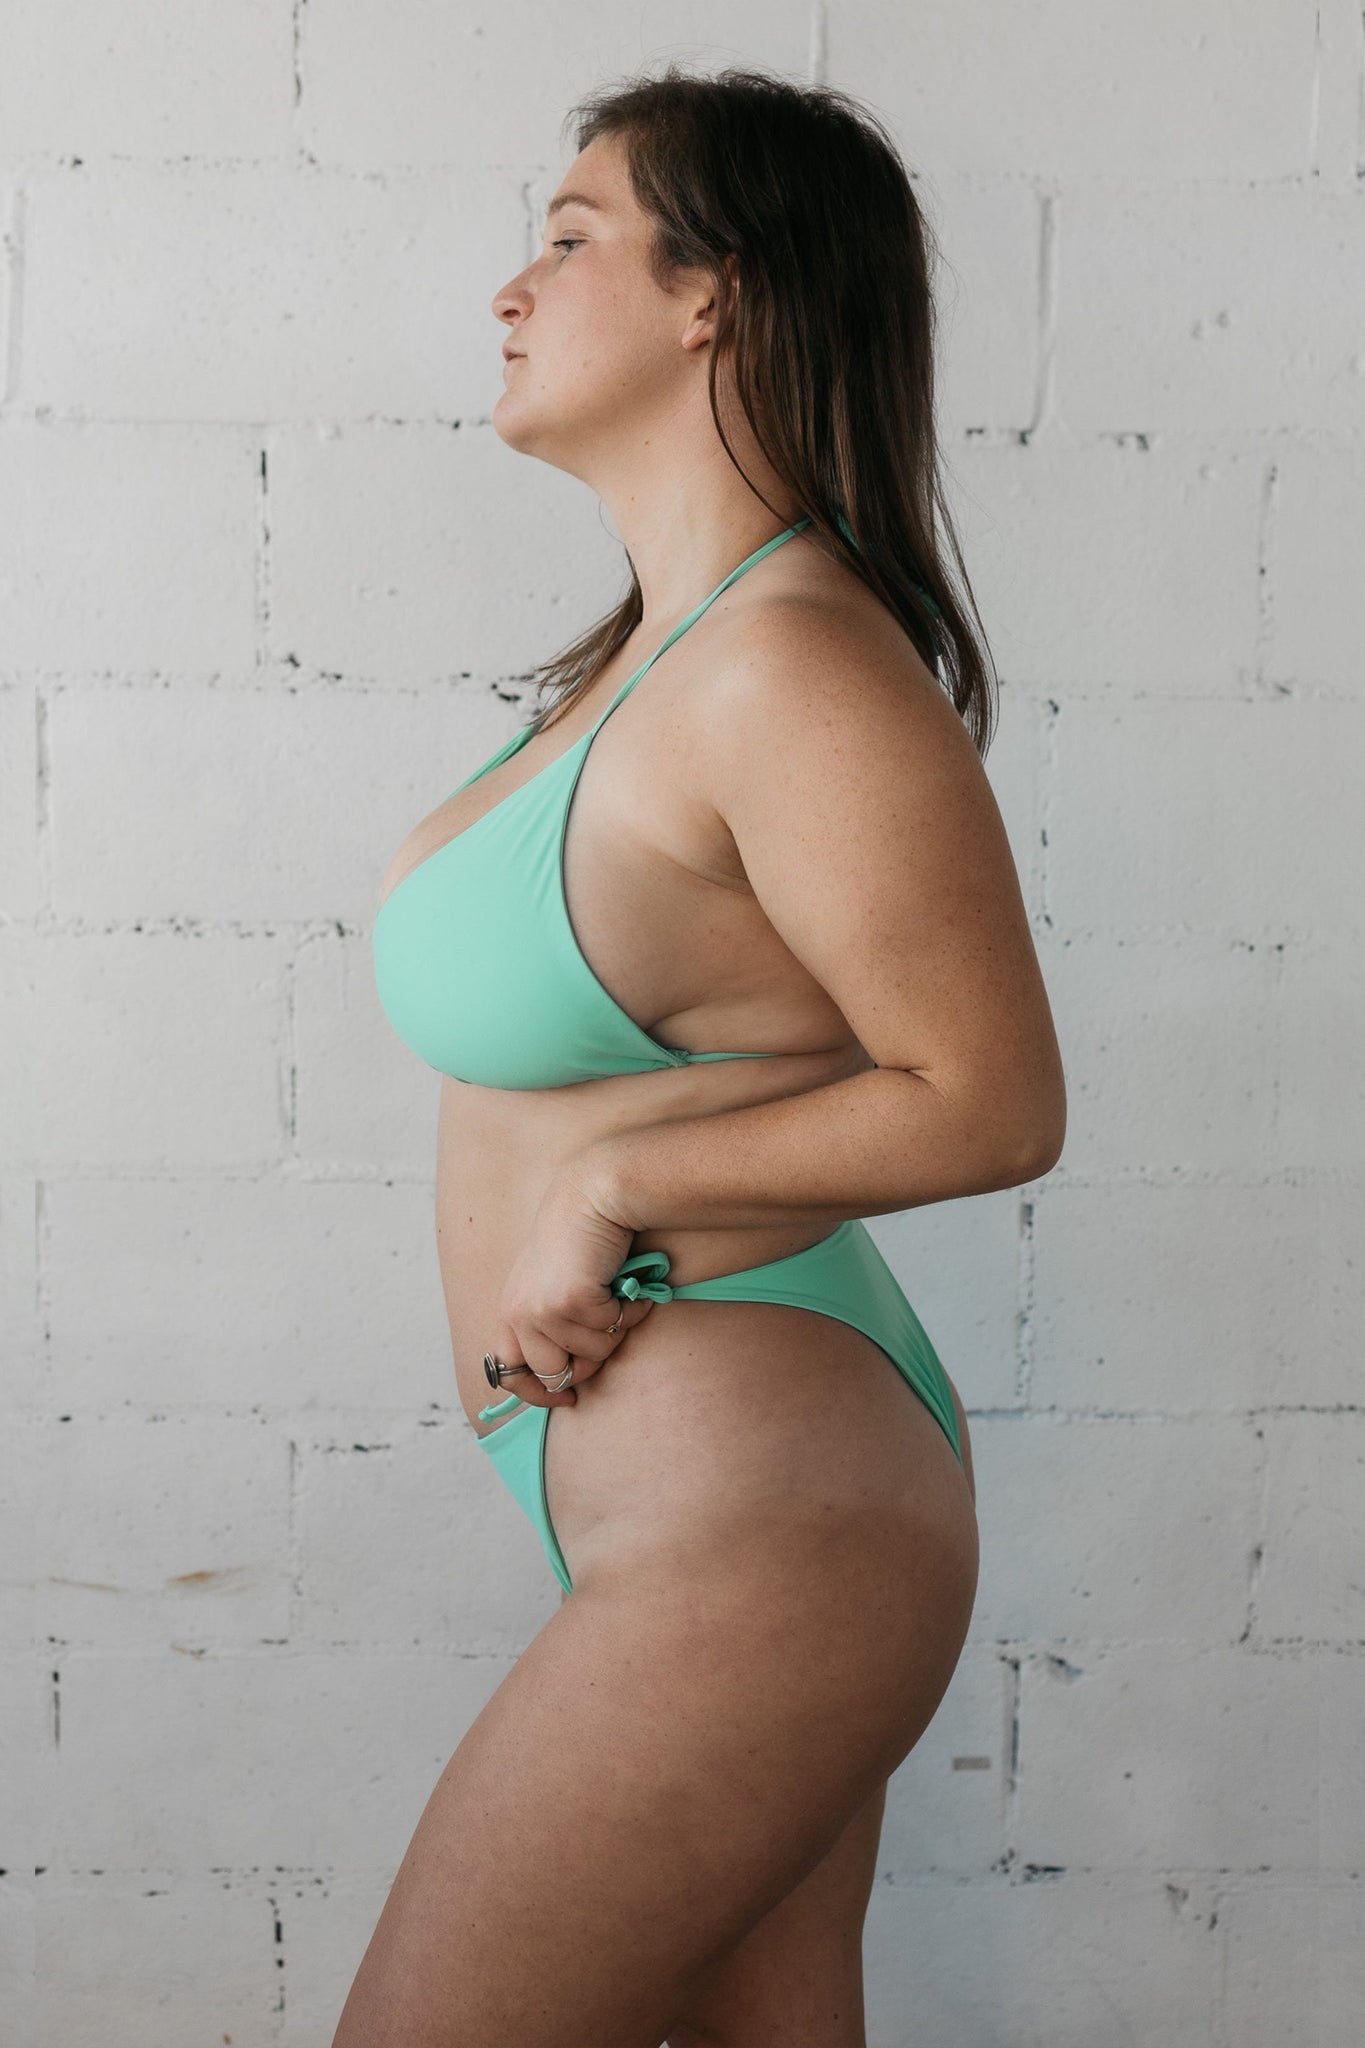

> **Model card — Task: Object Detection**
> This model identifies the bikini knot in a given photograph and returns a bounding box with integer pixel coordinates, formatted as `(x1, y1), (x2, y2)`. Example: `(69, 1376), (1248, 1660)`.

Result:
(610, 1248), (674, 1304)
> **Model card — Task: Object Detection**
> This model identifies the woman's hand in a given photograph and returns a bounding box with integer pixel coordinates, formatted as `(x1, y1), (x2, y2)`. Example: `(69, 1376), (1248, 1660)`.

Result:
(488, 1167), (656, 1408)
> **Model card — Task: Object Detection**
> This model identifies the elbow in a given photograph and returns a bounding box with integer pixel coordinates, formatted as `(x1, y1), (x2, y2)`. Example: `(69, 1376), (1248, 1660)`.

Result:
(979, 1087), (1066, 1190)
(978, 1139), (1060, 1195)
(1016, 1132), (1064, 1182)
(1005, 1048), (1068, 1183)
(1011, 1100), (1067, 1183)
(907, 1063), (1066, 1191)
(953, 1110), (1065, 1196)
(982, 1128), (1062, 1195)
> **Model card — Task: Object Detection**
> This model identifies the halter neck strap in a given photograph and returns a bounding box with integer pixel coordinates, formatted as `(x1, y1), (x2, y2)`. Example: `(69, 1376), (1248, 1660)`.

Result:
(591, 517), (813, 733)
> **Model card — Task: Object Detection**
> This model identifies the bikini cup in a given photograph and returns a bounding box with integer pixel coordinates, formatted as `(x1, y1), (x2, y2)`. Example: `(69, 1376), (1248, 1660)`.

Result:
(371, 521), (814, 1089)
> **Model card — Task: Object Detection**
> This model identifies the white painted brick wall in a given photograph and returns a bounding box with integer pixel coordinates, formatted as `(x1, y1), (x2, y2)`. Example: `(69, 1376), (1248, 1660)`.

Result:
(3, 3), (1360, 2042)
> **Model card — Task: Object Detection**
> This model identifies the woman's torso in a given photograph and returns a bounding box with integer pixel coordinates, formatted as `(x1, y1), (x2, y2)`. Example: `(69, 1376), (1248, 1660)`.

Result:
(375, 536), (910, 1435)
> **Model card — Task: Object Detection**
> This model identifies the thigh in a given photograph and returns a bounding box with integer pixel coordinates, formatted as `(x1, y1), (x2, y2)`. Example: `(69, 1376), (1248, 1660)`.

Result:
(331, 1473), (975, 2047)
(667, 1778), (889, 2048)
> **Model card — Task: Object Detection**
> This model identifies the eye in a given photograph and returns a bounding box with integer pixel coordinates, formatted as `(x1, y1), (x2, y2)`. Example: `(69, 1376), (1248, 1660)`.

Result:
(552, 237), (583, 256)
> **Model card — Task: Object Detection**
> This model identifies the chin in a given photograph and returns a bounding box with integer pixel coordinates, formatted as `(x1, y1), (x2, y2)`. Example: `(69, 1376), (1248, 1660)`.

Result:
(491, 394), (537, 452)
(492, 394), (575, 463)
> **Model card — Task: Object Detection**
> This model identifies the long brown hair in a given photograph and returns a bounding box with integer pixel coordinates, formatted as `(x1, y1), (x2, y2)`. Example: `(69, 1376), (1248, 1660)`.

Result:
(521, 63), (998, 758)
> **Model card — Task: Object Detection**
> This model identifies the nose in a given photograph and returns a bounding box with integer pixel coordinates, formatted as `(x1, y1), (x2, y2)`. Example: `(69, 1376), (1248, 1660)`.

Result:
(492, 271), (533, 332)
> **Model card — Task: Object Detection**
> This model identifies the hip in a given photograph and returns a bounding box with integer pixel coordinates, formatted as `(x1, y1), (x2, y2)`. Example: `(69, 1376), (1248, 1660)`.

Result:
(484, 1220), (975, 1596)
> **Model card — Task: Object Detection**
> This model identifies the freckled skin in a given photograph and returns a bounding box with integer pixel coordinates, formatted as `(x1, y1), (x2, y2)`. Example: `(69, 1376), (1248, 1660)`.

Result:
(339, 129), (1006, 2048)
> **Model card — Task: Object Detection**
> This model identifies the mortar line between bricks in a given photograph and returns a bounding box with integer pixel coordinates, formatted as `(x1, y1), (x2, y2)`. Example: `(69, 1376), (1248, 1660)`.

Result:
(28, 913), (1365, 946)
(269, 1884), (286, 2022)
(10, 153), (1363, 188)
(1, 184), (25, 409)
(19, 1162), (1359, 1189)
(1242, 1416), (1272, 1649)
(34, 683), (52, 915)
(37, 1640), (1365, 1664)
(287, 1435), (301, 1645)
(870, 1869), (1349, 1887)
(37, 1400), (1365, 1426)
(1032, 186), (1058, 434)
(1309, 5), (1325, 182)
(1269, 934), (1286, 1159)
(8, 405), (1365, 444)
(1207, 1880), (1231, 2047)
(254, 441), (272, 670)
(35, 1177), (51, 1372)
(36, 1863), (1351, 1886)
(9, 661), (1365, 701)
(1016, 1191), (1035, 1405)
(290, 0), (305, 125)
(1037, 691), (1059, 935)
(282, 926), (301, 1153)
(1001, 1652), (1021, 1864)
(1253, 452), (1280, 687)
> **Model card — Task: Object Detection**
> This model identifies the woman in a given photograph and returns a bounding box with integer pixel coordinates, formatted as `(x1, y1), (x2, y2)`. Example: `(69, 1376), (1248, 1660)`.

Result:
(342, 65), (1065, 2048)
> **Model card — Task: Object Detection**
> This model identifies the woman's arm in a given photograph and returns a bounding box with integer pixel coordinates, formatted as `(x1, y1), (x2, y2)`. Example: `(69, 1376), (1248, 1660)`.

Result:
(575, 1061), (1052, 1235)
(570, 600), (1067, 1233)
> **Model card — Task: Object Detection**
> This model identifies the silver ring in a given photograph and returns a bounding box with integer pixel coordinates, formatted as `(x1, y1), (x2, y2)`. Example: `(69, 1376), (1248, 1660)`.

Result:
(607, 1305), (624, 1335)
(535, 1362), (575, 1392)
(483, 1351), (532, 1390)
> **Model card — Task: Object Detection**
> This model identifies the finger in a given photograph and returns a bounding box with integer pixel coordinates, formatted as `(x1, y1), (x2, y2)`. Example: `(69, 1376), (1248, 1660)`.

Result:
(603, 1295), (656, 1349)
(606, 1295), (656, 1331)
(491, 1295), (656, 1404)
(539, 1295), (655, 1366)
(525, 1325), (622, 1406)
(487, 1327), (575, 1410)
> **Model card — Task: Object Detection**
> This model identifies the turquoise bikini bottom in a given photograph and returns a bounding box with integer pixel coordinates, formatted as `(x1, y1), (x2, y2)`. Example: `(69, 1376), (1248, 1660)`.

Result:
(474, 1217), (963, 1597)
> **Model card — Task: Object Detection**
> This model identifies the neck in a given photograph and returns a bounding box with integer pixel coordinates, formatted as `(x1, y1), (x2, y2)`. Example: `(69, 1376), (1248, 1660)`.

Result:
(590, 434), (804, 632)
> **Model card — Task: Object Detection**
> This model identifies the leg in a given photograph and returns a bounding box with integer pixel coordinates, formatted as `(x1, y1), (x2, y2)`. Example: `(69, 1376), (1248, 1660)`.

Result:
(666, 1778), (888, 2048)
(331, 1439), (975, 2045)
(664, 1388), (973, 2048)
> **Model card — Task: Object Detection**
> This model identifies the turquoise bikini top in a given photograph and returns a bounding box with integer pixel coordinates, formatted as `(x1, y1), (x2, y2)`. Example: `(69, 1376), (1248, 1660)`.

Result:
(372, 520), (813, 1089)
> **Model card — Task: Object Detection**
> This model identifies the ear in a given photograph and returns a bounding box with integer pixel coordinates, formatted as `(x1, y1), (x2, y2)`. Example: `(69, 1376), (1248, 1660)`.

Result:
(682, 253), (739, 352)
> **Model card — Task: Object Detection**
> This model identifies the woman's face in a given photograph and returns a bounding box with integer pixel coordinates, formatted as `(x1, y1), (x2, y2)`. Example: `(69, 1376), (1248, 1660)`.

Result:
(491, 135), (714, 476)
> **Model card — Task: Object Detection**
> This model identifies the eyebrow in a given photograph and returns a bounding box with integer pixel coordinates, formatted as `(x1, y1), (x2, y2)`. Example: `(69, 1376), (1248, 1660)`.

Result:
(544, 190), (610, 220)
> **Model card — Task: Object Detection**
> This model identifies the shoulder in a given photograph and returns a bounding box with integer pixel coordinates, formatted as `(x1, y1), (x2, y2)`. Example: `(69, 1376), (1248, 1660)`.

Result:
(691, 589), (983, 831)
